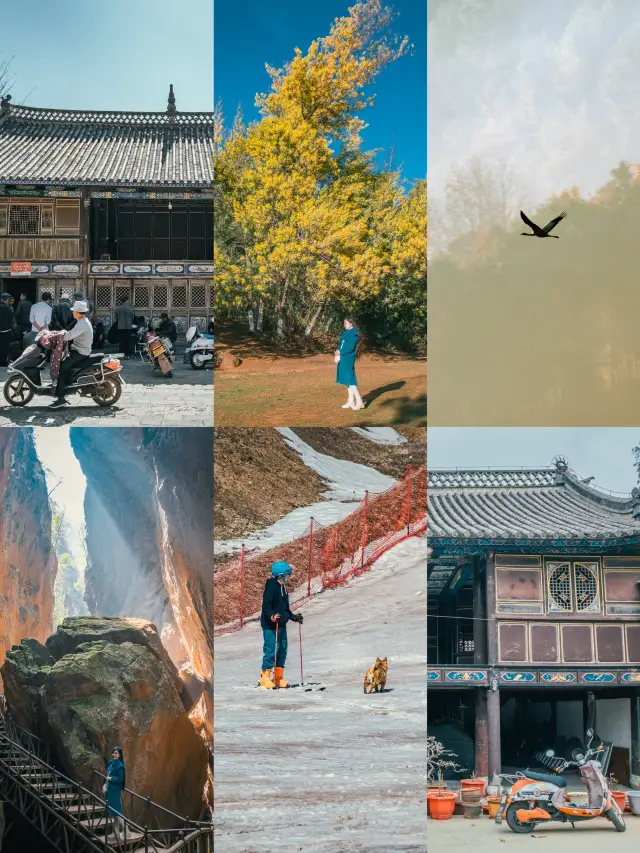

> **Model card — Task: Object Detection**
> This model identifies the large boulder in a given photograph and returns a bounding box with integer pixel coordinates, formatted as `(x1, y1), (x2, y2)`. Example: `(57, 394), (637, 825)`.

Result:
(2, 617), (208, 820)
(2, 638), (54, 731)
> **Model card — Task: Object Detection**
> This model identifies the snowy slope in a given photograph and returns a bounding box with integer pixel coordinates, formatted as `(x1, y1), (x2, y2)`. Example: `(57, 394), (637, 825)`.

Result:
(215, 536), (427, 852)
(215, 429), (397, 555)
(351, 427), (408, 445)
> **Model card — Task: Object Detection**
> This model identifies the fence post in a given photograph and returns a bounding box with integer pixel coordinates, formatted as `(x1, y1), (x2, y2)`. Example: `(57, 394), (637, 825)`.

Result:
(239, 544), (245, 628)
(307, 518), (313, 597)
(361, 491), (369, 571)
(407, 465), (413, 535)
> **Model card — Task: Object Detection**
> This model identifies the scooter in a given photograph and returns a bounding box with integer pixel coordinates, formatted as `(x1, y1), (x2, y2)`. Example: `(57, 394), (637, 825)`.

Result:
(3, 336), (124, 407)
(184, 325), (214, 369)
(496, 728), (626, 833)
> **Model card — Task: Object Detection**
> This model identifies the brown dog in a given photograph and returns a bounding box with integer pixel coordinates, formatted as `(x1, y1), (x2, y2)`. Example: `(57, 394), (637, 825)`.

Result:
(363, 657), (388, 694)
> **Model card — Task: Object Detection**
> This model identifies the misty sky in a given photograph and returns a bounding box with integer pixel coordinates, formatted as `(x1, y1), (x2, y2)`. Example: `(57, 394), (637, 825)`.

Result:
(428, 428), (640, 495)
(428, 0), (640, 204)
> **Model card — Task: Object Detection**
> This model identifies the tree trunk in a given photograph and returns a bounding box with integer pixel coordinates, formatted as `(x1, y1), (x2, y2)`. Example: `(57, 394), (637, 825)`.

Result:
(305, 303), (325, 337)
(257, 300), (264, 332)
(247, 308), (255, 333)
(276, 281), (289, 339)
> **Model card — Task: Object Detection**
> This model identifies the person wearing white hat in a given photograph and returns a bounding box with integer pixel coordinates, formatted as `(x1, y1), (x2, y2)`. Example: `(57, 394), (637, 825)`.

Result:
(49, 300), (94, 409)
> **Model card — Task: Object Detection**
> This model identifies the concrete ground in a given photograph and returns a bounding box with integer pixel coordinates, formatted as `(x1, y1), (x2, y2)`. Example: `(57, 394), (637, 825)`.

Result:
(214, 537), (427, 853)
(0, 350), (213, 426)
(429, 811), (640, 850)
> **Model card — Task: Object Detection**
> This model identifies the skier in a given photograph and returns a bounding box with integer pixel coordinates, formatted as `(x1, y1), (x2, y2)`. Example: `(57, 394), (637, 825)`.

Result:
(260, 561), (303, 689)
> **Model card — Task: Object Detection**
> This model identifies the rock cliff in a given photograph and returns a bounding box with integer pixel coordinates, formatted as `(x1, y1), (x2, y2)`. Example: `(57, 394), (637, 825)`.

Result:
(2, 617), (209, 820)
(69, 428), (213, 742)
(0, 431), (56, 668)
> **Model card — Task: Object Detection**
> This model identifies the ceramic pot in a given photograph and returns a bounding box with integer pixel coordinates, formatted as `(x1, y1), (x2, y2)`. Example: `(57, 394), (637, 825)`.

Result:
(611, 791), (627, 812)
(627, 791), (640, 816)
(462, 803), (482, 819)
(461, 779), (486, 797)
(427, 791), (457, 820)
(487, 797), (502, 819)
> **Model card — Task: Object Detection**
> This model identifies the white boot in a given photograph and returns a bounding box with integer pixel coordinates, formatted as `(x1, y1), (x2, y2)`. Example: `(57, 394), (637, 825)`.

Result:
(117, 816), (126, 839)
(351, 386), (365, 409)
(341, 387), (354, 409)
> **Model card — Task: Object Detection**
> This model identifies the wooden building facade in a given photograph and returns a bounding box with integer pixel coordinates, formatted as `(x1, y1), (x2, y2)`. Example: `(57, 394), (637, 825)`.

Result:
(0, 88), (213, 331)
(428, 458), (640, 788)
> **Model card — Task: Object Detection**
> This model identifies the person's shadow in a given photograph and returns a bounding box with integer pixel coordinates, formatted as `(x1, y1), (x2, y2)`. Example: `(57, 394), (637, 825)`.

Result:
(361, 381), (406, 408)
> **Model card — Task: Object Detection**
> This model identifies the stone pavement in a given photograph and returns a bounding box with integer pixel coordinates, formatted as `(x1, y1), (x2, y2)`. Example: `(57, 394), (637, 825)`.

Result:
(429, 811), (640, 850)
(0, 357), (213, 427)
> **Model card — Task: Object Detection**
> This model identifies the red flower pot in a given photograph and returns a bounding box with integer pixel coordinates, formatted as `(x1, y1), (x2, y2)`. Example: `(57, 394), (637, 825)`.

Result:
(427, 790), (457, 820)
(461, 779), (486, 797)
(612, 791), (627, 811)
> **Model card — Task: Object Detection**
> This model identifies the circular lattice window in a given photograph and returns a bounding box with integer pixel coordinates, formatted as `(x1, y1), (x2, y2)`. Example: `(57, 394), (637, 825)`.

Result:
(574, 563), (599, 612)
(548, 562), (571, 612)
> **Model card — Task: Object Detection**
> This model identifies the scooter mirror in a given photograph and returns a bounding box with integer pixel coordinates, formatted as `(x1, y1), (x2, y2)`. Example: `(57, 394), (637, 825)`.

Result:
(586, 728), (594, 738)
(545, 749), (555, 758)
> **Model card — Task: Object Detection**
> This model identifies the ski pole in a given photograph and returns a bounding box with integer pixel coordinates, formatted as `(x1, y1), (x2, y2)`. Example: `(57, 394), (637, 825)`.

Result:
(299, 621), (304, 687)
(274, 622), (279, 688)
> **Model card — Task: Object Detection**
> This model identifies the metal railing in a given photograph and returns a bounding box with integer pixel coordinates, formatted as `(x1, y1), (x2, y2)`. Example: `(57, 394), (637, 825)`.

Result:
(0, 697), (213, 853)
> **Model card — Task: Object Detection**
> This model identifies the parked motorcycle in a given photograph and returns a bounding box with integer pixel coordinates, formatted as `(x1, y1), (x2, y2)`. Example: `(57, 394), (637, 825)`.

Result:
(143, 330), (175, 377)
(184, 326), (214, 369)
(496, 728), (625, 833)
(3, 337), (124, 407)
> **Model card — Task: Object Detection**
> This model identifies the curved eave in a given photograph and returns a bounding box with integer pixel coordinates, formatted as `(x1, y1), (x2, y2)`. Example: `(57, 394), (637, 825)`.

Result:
(428, 534), (640, 558)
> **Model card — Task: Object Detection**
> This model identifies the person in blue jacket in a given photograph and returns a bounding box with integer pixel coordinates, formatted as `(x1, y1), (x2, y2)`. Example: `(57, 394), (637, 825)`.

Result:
(260, 561), (303, 689)
(105, 746), (126, 838)
(335, 318), (364, 410)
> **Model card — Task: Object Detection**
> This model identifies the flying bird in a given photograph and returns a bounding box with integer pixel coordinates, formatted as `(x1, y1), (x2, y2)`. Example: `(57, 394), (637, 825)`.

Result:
(520, 210), (567, 238)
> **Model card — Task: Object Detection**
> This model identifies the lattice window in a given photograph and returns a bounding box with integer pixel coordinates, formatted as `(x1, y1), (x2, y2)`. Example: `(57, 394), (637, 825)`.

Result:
(457, 634), (475, 654)
(58, 284), (74, 301)
(153, 285), (168, 308)
(95, 285), (112, 309)
(548, 562), (572, 612)
(172, 285), (187, 309)
(191, 284), (206, 308)
(134, 286), (149, 308)
(115, 286), (130, 305)
(575, 562), (600, 612)
(208, 284), (214, 307)
(9, 205), (40, 236)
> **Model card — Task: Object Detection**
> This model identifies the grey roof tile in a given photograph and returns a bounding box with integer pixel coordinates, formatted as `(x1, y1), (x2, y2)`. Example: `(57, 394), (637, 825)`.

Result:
(0, 104), (213, 187)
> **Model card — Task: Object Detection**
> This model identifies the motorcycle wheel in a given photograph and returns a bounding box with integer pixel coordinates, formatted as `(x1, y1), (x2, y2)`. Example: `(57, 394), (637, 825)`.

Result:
(505, 802), (536, 834)
(157, 354), (173, 377)
(189, 350), (208, 369)
(91, 377), (122, 407)
(3, 376), (35, 406)
(607, 808), (626, 832)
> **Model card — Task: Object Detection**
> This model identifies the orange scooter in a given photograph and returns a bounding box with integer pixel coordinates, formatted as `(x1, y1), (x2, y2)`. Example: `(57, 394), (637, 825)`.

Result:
(496, 729), (626, 833)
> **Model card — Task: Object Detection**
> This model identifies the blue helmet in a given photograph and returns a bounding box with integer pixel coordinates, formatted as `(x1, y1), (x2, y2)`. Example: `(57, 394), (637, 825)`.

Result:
(272, 561), (292, 578)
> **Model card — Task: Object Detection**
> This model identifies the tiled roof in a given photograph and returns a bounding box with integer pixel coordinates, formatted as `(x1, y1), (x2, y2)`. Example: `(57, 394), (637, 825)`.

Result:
(428, 465), (640, 542)
(0, 104), (213, 187)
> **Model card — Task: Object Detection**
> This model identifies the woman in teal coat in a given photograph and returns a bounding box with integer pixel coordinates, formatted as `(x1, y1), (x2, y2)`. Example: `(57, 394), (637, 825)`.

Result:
(335, 319), (364, 409)
(104, 746), (126, 838)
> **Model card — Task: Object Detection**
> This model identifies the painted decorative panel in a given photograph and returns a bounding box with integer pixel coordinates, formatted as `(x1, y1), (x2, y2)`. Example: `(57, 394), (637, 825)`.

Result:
(604, 570), (640, 602)
(496, 555), (541, 568)
(620, 671), (640, 683)
(530, 623), (559, 663)
(444, 670), (488, 683)
(500, 671), (537, 683)
(497, 603), (544, 614)
(579, 672), (616, 683)
(498, 622), (527, 662)
(595, 624), (624, 663)
(497, 568), (542, 601)
(427, 670), (442, 682)
(561, 623), (593, 663)
(626, 625), (640, 664)
(540, 671), (577, 683)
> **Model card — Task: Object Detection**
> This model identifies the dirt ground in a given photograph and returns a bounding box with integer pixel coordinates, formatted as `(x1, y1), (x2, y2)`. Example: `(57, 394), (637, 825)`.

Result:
(214, 328), (426, 427)
(214, 537), (427, 852)
(429, 810), (640, 850)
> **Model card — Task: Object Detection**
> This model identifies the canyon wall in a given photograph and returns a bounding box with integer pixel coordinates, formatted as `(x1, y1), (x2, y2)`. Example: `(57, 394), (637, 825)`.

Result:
(70, 429), (213, 735)
(0, 431), (56, 666)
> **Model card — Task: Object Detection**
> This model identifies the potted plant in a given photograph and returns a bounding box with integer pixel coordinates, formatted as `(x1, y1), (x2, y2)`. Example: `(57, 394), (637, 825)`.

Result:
(460, 770), (486, 798)
(608, 774), (627, 812)
(426, 736), (465, 820)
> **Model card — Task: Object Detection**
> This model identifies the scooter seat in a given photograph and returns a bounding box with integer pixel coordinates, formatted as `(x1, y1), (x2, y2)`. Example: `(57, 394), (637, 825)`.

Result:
(525, 770), (567, 788)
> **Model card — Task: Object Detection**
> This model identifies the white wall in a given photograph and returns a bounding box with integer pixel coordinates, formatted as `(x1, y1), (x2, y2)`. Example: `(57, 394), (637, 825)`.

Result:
(596, 697), (631, 749)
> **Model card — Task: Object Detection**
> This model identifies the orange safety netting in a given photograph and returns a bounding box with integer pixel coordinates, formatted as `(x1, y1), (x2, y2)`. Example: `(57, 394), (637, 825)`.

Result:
(214, 466), (426, 635)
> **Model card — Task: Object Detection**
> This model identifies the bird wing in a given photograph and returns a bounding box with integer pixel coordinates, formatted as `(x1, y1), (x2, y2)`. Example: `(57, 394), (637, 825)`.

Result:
(520, 210), (542, 234)
(543, 211), (567, 234)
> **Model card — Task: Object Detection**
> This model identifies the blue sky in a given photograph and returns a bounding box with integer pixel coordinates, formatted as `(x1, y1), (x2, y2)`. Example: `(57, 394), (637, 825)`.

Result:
(429, 429), (640, 495)
(3, 0), (213, 112)
(214, 0), (426, 182)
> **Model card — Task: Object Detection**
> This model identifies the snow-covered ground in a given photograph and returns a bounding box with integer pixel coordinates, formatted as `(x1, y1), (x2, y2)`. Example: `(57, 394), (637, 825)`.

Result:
(214, 536), (427, 853)
(351, 427), (408, 445)
(215, 429), (397, 556)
